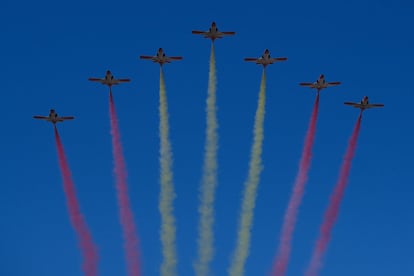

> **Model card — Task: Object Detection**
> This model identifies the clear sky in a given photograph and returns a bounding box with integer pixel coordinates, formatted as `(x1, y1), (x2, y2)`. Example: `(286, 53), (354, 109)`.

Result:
(2, 0), (413, 275)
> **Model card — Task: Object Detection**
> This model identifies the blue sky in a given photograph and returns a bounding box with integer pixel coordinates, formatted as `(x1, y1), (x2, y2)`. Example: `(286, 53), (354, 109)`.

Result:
(2, 0), (413, 275)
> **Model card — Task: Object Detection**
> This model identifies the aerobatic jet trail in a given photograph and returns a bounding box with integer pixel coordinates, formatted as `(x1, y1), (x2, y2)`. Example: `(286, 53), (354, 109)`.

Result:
(54, 126), (98, 276)
(194, 44), (219, 276)
(305, 114), (362, 276)
(229, 70), (267, 276)
(159, 68), (178, 276)
(109, 93), (141, 276)
(272, 94), (320, 276)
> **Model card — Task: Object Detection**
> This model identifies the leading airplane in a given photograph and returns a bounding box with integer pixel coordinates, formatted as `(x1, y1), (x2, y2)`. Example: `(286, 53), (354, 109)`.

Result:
(192, 22), (235, 42)
(33, 109), (74, 124)
(344, 96), (384, 112)
(244, 49), (287, 68)
(300, 74), (341, 93)
(140, 48), (183, 66)
(88, 70), (130, 92)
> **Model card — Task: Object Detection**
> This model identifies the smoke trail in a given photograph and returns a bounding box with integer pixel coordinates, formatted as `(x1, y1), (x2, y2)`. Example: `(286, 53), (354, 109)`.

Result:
(272, 94), (320, 276)
(109, 93), (141, 276)
(229, 70), (266, 276)
(305, 114), (362, 276)
(194, 44), (218, 276)
(159, 68), (178, 276)
(54, 126), (98, 276)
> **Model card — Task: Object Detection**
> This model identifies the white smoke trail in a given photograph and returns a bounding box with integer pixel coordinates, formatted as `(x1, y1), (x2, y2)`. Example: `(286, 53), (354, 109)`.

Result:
(159, 68), (178, 276)
(194, 44), (218, 276)
(229, 70), (267, 276)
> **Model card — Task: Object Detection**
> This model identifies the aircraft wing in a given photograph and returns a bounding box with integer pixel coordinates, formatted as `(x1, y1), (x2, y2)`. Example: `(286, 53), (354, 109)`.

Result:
(140, 55), (154, 60)
(88, 77), (104, 82)
(299, 82), (316, 88)
(366, 103), (384, 108)
(221, 31), (236, 35)
(33, 116), (49, 120)
(192, 30), (207, 35)
(168, 56), (183, 60)
(344, 102), (362, 108)
(244, 58), (258, 62)
(58, 116), (75, 122)
(270, 57), (288, 62)
(116, 79), (131, 83)
(327, 82), (341, 87)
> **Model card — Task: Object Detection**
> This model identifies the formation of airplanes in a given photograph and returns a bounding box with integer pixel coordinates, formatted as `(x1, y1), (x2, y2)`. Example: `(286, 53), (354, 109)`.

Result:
(33, 22), (384, 124)
(140, 48), (183, 66)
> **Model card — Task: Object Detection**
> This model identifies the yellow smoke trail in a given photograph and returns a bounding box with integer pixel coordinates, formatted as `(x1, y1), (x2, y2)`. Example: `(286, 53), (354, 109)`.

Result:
(159, 68), (177, 276)
(229, 70), (267, 276)
(194, 44), (218, 276)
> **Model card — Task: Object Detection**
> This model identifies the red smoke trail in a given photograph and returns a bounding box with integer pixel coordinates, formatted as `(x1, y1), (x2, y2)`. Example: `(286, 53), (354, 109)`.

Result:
(54, 126), (98, 276)
(272, 94), (320, 276)
(305, 114), (362, 276)
(109, 92), (141, 276)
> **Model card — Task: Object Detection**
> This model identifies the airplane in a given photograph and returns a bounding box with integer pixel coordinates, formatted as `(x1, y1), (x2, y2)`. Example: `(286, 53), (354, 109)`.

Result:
(244, 49), (287, 68)
(192, 21), (235, 41)
(33, 109), (74, 124)
(299, 74), (341, 93)
(139, 48), (183, 66)
(344, 96), (384, 111)
(88, 70), (130, 92)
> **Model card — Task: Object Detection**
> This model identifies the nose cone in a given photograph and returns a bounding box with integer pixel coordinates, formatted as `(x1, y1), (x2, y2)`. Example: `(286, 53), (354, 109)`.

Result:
(106, 70), (111, 75)
(50, 109), (55, 113)
(212, 22), (216, 27)
(264, 49), (269, 54)
(320, 74), (324, 78)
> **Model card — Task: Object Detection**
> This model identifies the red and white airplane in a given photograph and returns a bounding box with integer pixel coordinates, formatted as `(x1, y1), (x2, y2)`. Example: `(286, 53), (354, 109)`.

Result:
(88, 70), (130, 92)
(192, 22), (235, 42)
(140, 48), (183, 66)
(33, 109), (74, 124)
(299, 74), (341, 93)
(244, 49), (287, 68)
(344, 96), (384, 111)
